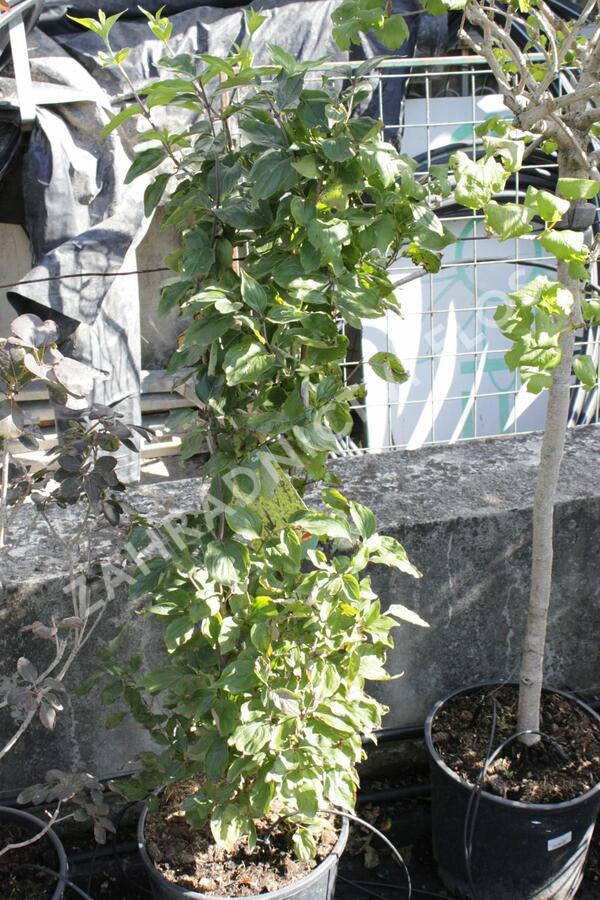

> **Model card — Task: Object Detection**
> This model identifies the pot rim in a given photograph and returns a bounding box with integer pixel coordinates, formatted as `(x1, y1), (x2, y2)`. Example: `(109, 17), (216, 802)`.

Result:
(137, 804), (349, 900)
(0, 804), (69, 900)
(424, 680), (600, 812)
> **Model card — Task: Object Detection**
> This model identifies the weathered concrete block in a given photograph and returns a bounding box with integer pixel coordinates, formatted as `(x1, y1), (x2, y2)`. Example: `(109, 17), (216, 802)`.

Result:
(0, 479), (205, 795)
(1, 429), (599, 792)
(328, 428), (600, 727)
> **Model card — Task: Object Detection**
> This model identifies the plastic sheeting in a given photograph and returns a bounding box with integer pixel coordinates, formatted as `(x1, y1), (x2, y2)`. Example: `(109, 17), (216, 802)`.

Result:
(5, 0), (447, 479)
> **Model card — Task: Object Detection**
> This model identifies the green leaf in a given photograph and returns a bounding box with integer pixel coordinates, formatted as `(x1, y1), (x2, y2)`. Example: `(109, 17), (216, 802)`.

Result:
(274, 73), (304, 110)
(180, 429), (206, 460)
(268, 43), (298, 73)
(291, 511), (352, 540)
(230, 720), (270, 754)
(224, 339), (275, 385)
(324, 769), (355, 810)
(205, 539), (249, 586)
(368, 351), (409, 384)
(321, 137), (354, 162)
(240, 271), (268, 313)
(210, 804), (243, 852)
(292, 421), (338, 452)
(349, 501), (377, 539)
(370, 535), (421, 578)
(526, 188), (570, 225)
(308, 218), (351, 262)
(292, 155), (320, 179)
(130, 557), (167, 599)
(225, 506), (263, 540)
(573, 354), (597, 390)
(557, 178), (599, 200)
(143, 173), (170, 217)
(244, 8), (267, 34)
(485, 201), (533, 239)
(249, 149), (294, 199)
(105, 710), (127, 729)
(539, 229), (585, 261)
(359, 142), (401, 188)
(78, 672), (103, 696)
(292, 828), (317, 861)
(387, 604), (429, 628)
(376, 13), (409, 50)
(206, 738), (230, 779)
(101, 681), (123, 704)
(159, 280), (190, 316)
(357, 648), (388, 680)
(164, 616), (194, 651)
(124, 147), (166, 184)
(218, 658), (259, 693)
(238, 116), (286, 148)
(482, 136), (524, 173)
(100, 103), (143, 139)
(452, 151), (508, 209)
(335, 272), (382, 326)
(296, 786), (319, 817)
(183, 313), (233, 351)
(322, 488), (350, 513)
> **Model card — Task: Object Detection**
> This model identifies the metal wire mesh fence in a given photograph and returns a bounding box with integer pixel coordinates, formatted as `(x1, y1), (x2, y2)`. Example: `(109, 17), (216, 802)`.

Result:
(330, 56), (600, 455)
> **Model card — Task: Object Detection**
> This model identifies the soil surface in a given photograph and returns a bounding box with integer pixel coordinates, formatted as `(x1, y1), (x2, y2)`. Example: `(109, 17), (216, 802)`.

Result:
(145, 783), (338, 896)
(432, 686), (600, 803)
(0, 821), (59, 900)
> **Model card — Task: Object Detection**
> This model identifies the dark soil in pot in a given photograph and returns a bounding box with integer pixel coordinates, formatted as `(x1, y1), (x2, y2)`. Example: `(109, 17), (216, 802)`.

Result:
(432, 685), (600, 801)
(144, 783), (340, 897)
(0, 820), (60, 899)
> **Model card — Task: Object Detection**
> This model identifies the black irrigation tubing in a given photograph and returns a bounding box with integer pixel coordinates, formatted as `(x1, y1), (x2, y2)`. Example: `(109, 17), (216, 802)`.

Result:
(325, 808), (413, 898)
(358, 784), (431, 805)
(338, 876), (450, 900)
(14, 863), (94, 899)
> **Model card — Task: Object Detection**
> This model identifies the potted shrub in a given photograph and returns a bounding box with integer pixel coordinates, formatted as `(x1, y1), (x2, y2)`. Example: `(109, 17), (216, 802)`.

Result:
(405, 0), (600, 896)
(75, 6), (450, 897)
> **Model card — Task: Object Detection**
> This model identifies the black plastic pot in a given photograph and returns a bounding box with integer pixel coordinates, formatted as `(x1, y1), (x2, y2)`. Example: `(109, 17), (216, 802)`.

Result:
(425, 683), (600, 900)
(138, 805), (349, 900)
(0, 805), (68, 899)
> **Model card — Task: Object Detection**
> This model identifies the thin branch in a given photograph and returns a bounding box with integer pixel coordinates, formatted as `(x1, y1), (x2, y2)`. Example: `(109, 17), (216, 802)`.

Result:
(535, 0), (597, 96)
(0, 708), (37, 761)
(519, 82), (600, 130)
(464, 1), (538, 96)
(0, 804), (70, 859)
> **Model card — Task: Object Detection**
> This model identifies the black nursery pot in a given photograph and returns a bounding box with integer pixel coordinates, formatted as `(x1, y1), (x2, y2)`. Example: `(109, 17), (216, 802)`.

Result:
(424, 683), (600, 900)
(137, 805), (349, 900)
(0, 805), (68, 900)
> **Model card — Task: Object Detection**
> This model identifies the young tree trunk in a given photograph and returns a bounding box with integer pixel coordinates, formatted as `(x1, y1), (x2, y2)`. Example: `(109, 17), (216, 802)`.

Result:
(0, 444), (9, 550)
(517, 156), (585, 745)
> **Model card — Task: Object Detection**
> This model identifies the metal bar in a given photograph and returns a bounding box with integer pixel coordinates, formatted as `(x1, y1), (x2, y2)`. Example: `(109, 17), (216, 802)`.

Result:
(7, 8), (35, 127)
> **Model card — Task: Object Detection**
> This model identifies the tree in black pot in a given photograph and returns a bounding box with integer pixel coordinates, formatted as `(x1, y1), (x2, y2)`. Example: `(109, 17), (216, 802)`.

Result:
(388, 0), (599, 895)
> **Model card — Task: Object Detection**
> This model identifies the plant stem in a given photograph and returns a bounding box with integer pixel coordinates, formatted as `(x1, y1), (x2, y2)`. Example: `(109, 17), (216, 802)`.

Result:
(517, 262), (581, 745)
(0, 443), (10, 549)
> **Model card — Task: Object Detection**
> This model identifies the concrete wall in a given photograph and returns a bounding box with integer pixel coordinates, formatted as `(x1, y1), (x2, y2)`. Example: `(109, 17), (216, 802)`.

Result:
(1, 428), (599, 793)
